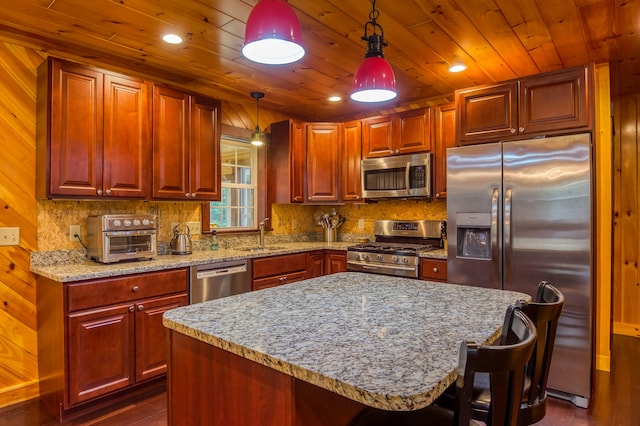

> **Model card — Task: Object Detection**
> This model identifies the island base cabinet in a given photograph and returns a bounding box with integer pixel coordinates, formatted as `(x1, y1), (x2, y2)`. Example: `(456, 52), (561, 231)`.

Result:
(167, 331), (366, 426)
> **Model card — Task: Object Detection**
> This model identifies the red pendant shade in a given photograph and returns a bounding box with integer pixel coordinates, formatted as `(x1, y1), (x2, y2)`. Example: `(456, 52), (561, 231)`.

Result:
(242, 0), (305, 65)
(351, 56), (397, 102)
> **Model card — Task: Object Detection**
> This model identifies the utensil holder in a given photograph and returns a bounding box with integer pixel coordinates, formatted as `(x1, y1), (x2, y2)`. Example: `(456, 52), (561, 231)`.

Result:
(324, 228), (337, 243)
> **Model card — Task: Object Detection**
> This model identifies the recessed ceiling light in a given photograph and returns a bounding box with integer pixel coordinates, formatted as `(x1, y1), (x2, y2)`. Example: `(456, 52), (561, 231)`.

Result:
(162, 34), (183, 44)
(328, 96), (342, 102)
(449, 63), (467, 73)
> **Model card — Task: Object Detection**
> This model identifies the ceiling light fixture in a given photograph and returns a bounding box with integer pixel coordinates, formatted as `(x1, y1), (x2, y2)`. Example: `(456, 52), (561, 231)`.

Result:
(242, 0), (305, 65)
(449, 62), (467, 73)
(250, 91), (265, 146)
(328, 96), (342, 102)
(162, 34), (183, 44)
(351, 0), (397, 103)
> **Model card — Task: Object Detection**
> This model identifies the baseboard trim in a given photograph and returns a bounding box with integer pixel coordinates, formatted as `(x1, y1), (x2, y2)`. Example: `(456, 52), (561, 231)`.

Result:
(0, 380), (40, 409)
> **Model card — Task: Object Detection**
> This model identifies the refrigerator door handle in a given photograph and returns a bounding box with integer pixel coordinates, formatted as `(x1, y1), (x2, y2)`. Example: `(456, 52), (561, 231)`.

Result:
(503, 188), (513, 286)
(491, 187), (500, 284)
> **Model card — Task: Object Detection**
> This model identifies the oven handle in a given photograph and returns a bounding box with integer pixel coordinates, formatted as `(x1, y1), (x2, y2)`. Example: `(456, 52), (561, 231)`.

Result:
(347, 261), (417, 272)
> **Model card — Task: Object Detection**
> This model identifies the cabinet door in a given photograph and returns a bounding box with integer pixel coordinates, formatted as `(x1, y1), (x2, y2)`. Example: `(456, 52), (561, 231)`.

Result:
(103, 74), (151, 198)
(135, 293), (188, 382)
(189, 96), (221, 200)
(47, 59), (104, 197)
(306, 123), (340, 202)
(396, 108), (432, 154)
(152, 85), (189, 199)
(307, 251), (324, 278)
(518, 65), (590, 134)
(363, 115), (394, 158)
(419, 258), (447, 282)
(455, 82), (518, 144)
(324, 251), (347, 275)
(341, 120), (362, 201)
(269, 120), (306, 203)
(67, 303), (135, 406)
(434, 103), (456, 199)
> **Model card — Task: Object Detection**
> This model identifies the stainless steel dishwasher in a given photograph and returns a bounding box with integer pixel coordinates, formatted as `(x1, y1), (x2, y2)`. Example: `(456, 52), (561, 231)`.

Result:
(190, 259), (252, 304)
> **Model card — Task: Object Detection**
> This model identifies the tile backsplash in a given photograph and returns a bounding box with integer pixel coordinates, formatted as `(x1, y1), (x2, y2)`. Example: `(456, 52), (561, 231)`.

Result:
(37, 199), (447, 251)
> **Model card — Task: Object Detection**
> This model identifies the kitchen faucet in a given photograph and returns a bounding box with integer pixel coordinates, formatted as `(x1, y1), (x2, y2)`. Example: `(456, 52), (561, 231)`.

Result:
(258, 218), (269, 248)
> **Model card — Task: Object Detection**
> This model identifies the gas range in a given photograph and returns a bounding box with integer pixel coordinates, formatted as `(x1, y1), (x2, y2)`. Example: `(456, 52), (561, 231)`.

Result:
(347, 220), (445, 278)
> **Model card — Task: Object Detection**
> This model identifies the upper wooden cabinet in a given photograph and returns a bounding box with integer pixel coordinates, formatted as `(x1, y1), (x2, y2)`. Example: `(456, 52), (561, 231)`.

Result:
(37, 58), (151, 199)
(269, 119), (306, 203)
(152, 85), (221, 201)
(363, 108), (432, 158)
(341, 120), (362, 201)
(306, 123), (340, 202)
(433, 103), (456, 200)
(456, 65), (592, 144)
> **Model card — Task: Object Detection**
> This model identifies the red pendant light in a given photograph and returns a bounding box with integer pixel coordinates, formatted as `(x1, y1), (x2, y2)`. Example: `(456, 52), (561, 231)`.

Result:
(242, 0), (305, 65)
(351, 0), (397, 103)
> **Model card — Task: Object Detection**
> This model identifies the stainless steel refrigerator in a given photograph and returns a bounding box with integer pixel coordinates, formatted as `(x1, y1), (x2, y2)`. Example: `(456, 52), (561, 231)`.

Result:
(446, 133), (592, 407)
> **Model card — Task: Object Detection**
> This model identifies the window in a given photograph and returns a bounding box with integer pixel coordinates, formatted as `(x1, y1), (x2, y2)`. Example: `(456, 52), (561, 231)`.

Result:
(208, 138), (258, 230)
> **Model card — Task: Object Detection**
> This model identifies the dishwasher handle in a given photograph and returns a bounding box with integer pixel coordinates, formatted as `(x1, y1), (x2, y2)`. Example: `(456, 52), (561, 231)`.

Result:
(196, 264), (247, 279)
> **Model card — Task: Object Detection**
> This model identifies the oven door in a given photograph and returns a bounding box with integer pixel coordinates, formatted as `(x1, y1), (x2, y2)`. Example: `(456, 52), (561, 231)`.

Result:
(346, 256), (419, 278)
(103, 230), (157, 262)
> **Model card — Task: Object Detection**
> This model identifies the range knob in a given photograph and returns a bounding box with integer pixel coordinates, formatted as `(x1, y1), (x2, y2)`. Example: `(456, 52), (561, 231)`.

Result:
(402, 257), (409, 264)
(376, 254), (383, 261)
(142, 219), (150, 226)
(392, 255), (399, 263)
(362, 254), (370, 261)
(133, 219), (141, 226)
(113, 219), (122, 227)
(123, 219), (132, 227)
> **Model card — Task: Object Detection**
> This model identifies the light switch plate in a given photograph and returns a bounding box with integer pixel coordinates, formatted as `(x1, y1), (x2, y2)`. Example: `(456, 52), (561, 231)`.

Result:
(186, 221), (201, 235)
(0, 227), (20, 246)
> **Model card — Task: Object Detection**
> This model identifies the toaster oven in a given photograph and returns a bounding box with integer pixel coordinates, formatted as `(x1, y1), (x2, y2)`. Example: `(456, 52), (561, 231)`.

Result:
(86, 214), (157, 263)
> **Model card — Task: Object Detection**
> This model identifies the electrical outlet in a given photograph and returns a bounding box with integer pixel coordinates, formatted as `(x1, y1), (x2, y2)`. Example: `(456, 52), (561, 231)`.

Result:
(0, 227), (20, 246)
(186, 221), (201, 235)
(69, 225), (81, 242)
(292, 219), (297, 229)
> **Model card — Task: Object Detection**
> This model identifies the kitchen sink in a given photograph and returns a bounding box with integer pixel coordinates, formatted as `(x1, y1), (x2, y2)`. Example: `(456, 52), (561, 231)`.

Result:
(235, 246), (287, 252)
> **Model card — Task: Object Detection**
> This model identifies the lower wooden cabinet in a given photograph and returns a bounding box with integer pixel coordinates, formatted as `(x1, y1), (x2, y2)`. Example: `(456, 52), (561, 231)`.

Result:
(252, 253), (308, 290)
(419, 258), (447, 282)
(307, 250), (324, 278)
(324, 250), (347, 275)
(37, 268), (188, 420)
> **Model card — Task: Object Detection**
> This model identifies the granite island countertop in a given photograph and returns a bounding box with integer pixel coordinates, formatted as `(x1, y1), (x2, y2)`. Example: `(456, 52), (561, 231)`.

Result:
(162, 272), (529, 411)
(30, 242), (447, 282)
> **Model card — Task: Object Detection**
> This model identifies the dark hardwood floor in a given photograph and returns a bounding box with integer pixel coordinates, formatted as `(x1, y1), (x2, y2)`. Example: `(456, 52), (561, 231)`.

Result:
(1, 335), (638, 425)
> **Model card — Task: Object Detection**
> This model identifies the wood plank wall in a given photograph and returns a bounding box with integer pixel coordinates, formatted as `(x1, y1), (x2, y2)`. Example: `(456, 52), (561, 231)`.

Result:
(0, 43), (45, 407)
(613, 94), (640, 337)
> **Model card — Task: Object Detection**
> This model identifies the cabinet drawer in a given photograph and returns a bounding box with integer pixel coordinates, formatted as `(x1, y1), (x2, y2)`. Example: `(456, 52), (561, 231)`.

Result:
(420, 259), (447, 282)
(67, 268), (188, 312)
(253, 271), (307, 291)
(252, 253), (307, 279)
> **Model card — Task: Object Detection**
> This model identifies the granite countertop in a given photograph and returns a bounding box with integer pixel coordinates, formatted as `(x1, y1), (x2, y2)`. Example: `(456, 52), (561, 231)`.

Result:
(162, 272), (529, 411)
(30, 242), (447, 283)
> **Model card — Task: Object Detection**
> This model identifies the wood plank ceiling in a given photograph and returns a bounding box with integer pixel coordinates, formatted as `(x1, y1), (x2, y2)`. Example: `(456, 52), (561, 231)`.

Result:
(0, 0), (636, 122)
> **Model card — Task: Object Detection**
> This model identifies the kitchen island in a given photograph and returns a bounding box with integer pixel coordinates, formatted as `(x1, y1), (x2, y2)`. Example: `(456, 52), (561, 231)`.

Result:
(162, 272), (529, 425)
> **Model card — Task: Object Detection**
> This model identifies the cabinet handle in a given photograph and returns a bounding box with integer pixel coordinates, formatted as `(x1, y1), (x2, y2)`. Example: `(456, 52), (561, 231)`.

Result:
(129, 305), (135, 313)
(293, 196), (302, 202)
(395, 149), (400, 154)
(280, 276), (288, 281)
(191, 193), (196, 198)
(132, 285), (139, 293)
(105, 189), (111, 195)
(185, 193), (191, 198)
(510, 128), (517, 134)
(137, 304), (144, 311)
(519, 127), (525, 133)
(432, 267), (439, 273)
(97, 189), (103, 195)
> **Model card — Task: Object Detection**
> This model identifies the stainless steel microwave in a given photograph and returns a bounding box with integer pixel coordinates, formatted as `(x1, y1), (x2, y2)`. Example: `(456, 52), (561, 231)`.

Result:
(361, 153), (432, 199)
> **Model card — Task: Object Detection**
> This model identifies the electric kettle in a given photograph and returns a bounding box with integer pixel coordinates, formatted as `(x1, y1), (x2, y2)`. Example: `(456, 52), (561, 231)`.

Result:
(170, 224), (193, 255)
